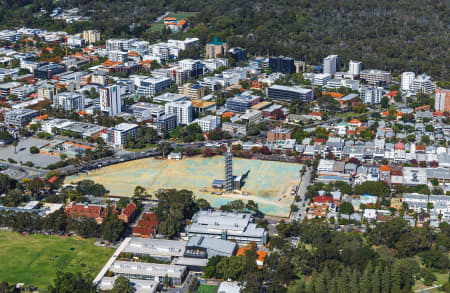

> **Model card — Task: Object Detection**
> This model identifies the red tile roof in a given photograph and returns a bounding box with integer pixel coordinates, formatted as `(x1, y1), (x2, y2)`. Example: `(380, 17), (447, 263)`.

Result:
(313, 196), (333, 203)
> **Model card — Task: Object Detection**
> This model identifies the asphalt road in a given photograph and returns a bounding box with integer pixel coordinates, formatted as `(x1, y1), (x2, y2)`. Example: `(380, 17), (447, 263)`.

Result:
(289, 167), (311, 222)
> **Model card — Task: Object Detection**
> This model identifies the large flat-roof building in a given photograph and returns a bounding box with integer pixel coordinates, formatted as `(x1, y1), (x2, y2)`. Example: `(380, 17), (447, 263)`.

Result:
(268, 56), (295, 74)
(34, 63), (65, 79)
(185, 210), (268, 245)
(225, 94), (260, 113)
(266, 85), (314, 102)
(98, 277), (158, 293)
(4, 108), (38, 127)
(360, 69), (391, 85)
(121, 238), (186, 261)
(185, 236), (238, 259)
(110, 261), (187, 286)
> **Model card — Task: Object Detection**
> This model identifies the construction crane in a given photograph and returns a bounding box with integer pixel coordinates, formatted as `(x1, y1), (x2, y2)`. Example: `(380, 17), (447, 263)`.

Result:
(64, 36), (68, 58)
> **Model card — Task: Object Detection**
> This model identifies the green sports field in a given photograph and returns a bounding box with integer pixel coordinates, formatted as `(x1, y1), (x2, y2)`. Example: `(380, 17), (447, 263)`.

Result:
(197, 284), (218, 293)
(0, 231), (113, 289)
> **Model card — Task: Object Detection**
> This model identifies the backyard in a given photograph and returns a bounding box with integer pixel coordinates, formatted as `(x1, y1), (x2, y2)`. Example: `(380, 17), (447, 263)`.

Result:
(0, 231), (113, 289)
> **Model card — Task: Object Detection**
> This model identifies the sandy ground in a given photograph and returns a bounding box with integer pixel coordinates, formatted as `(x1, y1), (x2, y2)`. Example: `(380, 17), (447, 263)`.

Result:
(67, 156), (302, 217)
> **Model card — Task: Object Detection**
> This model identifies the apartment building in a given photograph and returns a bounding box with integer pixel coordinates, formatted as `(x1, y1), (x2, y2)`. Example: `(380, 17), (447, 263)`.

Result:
(411, 73), (435, 94)
(205, 37), (228, 58)
(100, 84), (121, 116)
(323, 55), (338, 75)
(4, 108), (38, 127)
(401, 72), (415, 92)
(195, 115), (220, 132)
(360, 69), (391, 85)
(360, 86), (383, 104)
(107, 123), (139, 147)
(266, 85), (314, 102)
(165, 100), (193, 125)
(178, 83), (206, 99)
(435, 88), (450, 113)
(267, 128), (292, 142)
(155, 113), (177, 135)
(82, 30), (100, 44)
(53, 92), (84, 111)
(135, 77), (171, 97)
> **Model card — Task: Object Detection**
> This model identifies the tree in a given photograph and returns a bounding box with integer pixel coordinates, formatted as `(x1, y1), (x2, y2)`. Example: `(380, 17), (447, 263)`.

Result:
(48, 271), (96, 293)
(12, 140), (18, 154)
(112, 276), (133, 293)
(339, 202), (354, 220)
(133, 185), (147, 200)
(29, 146), (39, 154)
(101, 206), (125, 242)
(158, 142), (171, 157)
(381, 97), (389, 109)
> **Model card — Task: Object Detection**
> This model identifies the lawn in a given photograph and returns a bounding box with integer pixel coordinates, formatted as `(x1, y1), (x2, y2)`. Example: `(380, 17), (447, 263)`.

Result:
(0, 231), (113, 289)
(197, 284), (218, 293)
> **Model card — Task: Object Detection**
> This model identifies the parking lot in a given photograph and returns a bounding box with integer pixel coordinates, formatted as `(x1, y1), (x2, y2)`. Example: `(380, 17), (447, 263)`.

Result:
(0, 137), (60, 168)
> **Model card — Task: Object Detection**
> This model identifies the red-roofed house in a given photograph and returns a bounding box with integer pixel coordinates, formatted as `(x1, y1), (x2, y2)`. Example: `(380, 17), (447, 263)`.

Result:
(313, 196), (333, 205)
(347, 119), (362, 127)
(118, 202), (137, 224)
(132, 213), (159, 238)
(394, 142), (405, 162)
(65, 203), (104, 224)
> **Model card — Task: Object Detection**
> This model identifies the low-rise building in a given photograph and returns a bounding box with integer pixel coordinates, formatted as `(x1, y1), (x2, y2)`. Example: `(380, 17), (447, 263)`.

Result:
(107, 123), (139, 147)
(185, 210), (268, 245)
(266, 85), (314, 102)
(195, 115), (220, 132)
(267, 128), (291, 142)
(4, 108), (38, 127)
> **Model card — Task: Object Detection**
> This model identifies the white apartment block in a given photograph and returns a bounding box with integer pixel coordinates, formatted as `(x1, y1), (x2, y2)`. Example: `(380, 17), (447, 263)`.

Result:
(108, 123), (138, 147)
(135, 77), (172, 97)
(360, 87), (383, 105)
(100, 85), (121, 116)
(53, 92), (84, 111)
(196, 115), (220, 132)
(349, 60), (361, 75)
(411, 73), (435, 94)
(401, 72), (415, 92)
(312, 73), (332, 86)
(82, 30), (100, 44)
(323, 55), (338, 75)
(165, 100), (193, 125)
(106, 39), (136, 51)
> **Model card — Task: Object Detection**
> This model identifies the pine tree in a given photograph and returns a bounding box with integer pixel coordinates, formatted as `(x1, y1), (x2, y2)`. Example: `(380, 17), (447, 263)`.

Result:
(360, 262), (373, 293)
(381, 264), (391, 293)
(350, 269), (360, 293)
(391, 264), (402, 293)
(315, 272), (327, 293)
(372, 265), (382, 293)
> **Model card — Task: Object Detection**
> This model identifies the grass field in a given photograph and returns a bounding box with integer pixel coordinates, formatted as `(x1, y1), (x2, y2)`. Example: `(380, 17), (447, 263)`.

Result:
(0, 231), (113, 289)
(197, 284), (218, 293)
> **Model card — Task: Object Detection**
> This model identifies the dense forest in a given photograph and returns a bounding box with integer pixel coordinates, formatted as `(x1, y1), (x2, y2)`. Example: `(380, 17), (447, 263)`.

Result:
(0, 0), (449, 80)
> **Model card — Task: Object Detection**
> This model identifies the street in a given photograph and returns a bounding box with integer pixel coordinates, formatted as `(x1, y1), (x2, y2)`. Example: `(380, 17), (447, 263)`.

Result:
(289, 166), (311, 222)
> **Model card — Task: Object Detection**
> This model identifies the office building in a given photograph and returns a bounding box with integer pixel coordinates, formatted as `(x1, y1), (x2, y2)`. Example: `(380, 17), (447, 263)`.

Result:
(185, 236), (238, 259)
(205, 37), (228, 58)
(411, 73), (435, 94)
(136, 77), (171, 97)
(349, 60), (361, 75)
(53, 92), (84, 111)
(100, 85), (121, 116)
(165, 100), (192, 125)
(228, 47), (247, 62)
(186, 210), (268, 245)
(360, 87), (383, 105)
(153, 92), (187, 103)
(195, 115), (220, 132)
(11, 85), (35, 98)
(268, 56), (295, 74)
(266, 85), (314, 102)
(191, 100), (216, 116)
(401, 72), (415, 92)
(82, 30), (101, 44)
(107, 123), (138, 147)
(312, 73), (332, 86)
(106, 39), (136, 52)
(323, 55), (338, 75)
(34, 63), (65, 79)
(267, 128), (291, 142)
(121, 238), (186, 261)
(225, 94), (260, 113)
(37, 84), (57, 100)
(240, 110), (263, 125)
(155, 113), (177, 135)
(178, 59), (203, 77)
(360, 69), (392, 85)
(107, 51), (128, 63)
(178, 83), (206, 99)
(4, 108), (38, 127)
(222, 122), (247, 137)
(435, 88), (450, 113)
(131, 102), (165, 121)
(110, 261), (187, 286)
